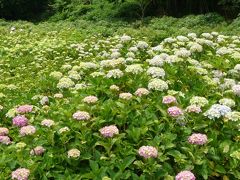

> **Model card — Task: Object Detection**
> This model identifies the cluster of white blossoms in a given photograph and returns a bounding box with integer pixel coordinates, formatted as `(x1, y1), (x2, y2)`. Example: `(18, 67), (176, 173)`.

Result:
(225, 111), (240, 122)
(204, 104), (231, 119)
(175, 48), (191, 58)
(106, 69), (124, 79)
(68, 70), (81, 80)
(219, 98), (235, 108)
(147, 67), (165, 78)
(125, 64), (144, 75)
(119, 93), (133, 100)
(190, 96), (209, 107)
(68, 149), (80, 158)
(49, 71), (63, 80)
(80, 62), (98, 70)
(57, 77), (75, 89)
(232, 84), (240, 96)
(148, 79), (168, 91)
(189, 43), (203, 53)
(148, 55), (165, 66)
(137, 41), (149, 49)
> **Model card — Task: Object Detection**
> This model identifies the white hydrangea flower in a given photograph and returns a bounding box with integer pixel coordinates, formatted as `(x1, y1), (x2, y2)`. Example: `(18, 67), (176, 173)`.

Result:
(90, 72), (105, 78)
(119, 93), (133, 100)
(187, 33), (197, 39)
(147, 67), (165, 78)
(216, 47), (232, 56)
(201, 33), (213, 39)
(190, 96), (208, 107)
(225, 111), (240, 122)
(148, 55), (164, 66)
(68, 71), (81, 80)
(148, 79), (168, 91)
(234, 64), (240, 71)
(189, 43), (203, 53)
(111, 52), (121, 59)
(137, 41), (148, 49)
(80, 62), (98, 70)
(175, 48), (191, 58)
(106, 69), (124, 79)
(204, 104), (231, 119)
(129, 46), (138, 52)
(50, 71), (63, 80)
(232, 85), (240, 96)
(57, 77), (75, 89)
(219, 98), (235, 107)
(125, 64), (144, 75)
(176, 35), (189, 42)
(120, 35), (131, 42)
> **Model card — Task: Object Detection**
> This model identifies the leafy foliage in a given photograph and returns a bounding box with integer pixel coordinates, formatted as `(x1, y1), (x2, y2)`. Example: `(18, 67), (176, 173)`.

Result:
(0, 0), (239, 20)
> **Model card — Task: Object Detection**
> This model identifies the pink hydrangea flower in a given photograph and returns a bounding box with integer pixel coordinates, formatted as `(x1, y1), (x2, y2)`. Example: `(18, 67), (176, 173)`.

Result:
(82, 96), (98, 104)
(175, 170), (196, 180)
(12, 115), (28, 127)
(41, 119), (55, 127)
(20, 125), (36, 136)
(0, 136), (11, 145)
(162, 95), (177, 104)
(0, 127), (9, 136)
(138, 146), (158, 158)
(30, 146), (45, 156)
(99, 125), (119, 137)
(16, 105), (33, 114)
(185, 105), (202, 113)
(11, 168), (30, 180)
(168, 106), (183, 117)
(72, 111), (90, 120)
(188, 133), (208, 145)
(134, 88), (149, 97)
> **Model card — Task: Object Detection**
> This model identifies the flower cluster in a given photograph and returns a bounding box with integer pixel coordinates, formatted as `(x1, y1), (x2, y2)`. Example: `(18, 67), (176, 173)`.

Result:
(99, 125), (119, 137)
(148, 79), (168, 91)
(138, 146), (158, 158)
(162, 95), (177, 104)
(119, 93), (133, 100)
(12, 116), (28, 127)
(30, 146), (45, 156)
(72, 111), (91, 121)
(188, 133), (208, 145)
(41, 119), (55, 127)
(168, 106), (183, 117)
(204, 104), (231, 119)
(175, 171), (196, 180)
(134, 88), (149, 97)
(20, 125), (36, 136)
(16, 105), (33, 114)
(11, 168), (30, 180)
(82, 96), (98, 104)
(68, 149), (80, 158)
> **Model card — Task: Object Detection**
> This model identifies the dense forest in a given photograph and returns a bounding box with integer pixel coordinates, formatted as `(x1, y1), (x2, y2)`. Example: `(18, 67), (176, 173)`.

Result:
(0, 0), (239, 21)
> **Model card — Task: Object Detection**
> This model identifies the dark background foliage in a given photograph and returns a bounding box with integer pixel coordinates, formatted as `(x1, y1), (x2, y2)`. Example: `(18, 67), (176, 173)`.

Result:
(0, 0), (239, 21)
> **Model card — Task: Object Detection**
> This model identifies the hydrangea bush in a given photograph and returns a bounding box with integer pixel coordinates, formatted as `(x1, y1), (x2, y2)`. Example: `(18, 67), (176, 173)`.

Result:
(0, 24), (239, 179)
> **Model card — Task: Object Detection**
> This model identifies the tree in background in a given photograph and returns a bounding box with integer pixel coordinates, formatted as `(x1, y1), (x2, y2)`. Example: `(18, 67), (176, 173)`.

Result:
(0, 0), (239, 21)
(0, 0), (51, 20)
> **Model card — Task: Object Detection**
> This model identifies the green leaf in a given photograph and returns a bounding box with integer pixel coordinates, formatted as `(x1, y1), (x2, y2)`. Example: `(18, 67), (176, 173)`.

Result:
(89, 160), (99, 172)
(215, 164), (226, 173)
(119, 156), (136, 171)
(167, 150), (186, 159)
